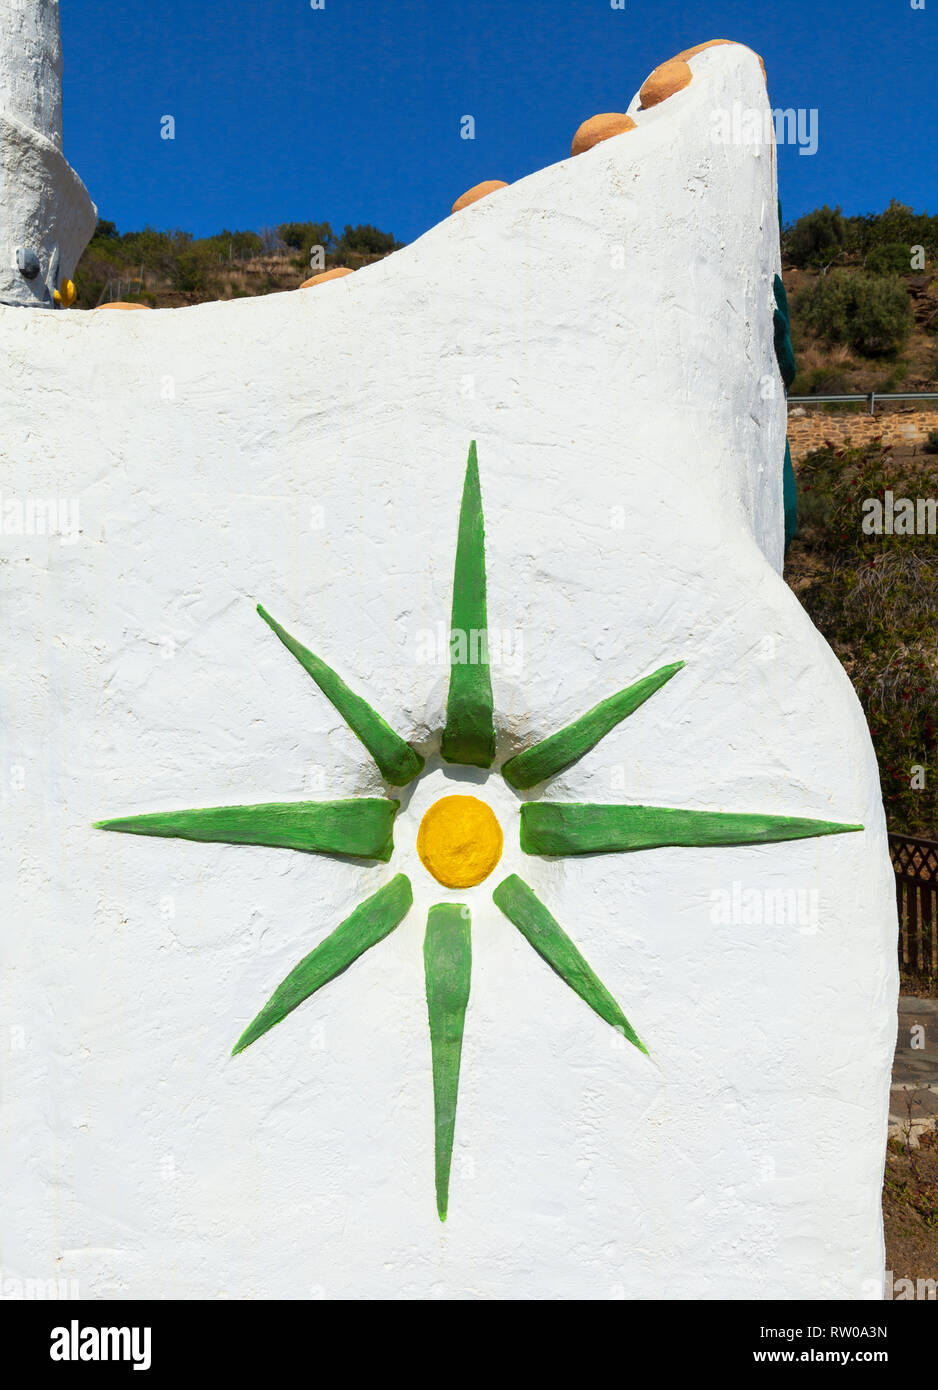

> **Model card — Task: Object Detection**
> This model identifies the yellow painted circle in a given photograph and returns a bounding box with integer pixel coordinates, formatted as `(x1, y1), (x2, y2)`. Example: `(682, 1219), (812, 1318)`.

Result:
(417, 795), (503, 889)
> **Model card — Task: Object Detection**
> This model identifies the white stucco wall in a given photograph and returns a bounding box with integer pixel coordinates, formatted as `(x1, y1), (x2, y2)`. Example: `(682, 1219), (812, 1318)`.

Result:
(0, 43), (896, 1298)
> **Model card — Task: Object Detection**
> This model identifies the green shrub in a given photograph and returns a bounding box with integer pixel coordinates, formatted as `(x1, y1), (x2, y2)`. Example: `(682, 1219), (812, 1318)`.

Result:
(925, 430), (938, 455)
(789, 366), (851, 396)
(865, 243), (912, 276)
(849, 276), (915, 354)
(868, 200), (934, 257)
(798, 270), (913, 356)
(172, 244), (219, 294)
(876, 361), (909, 392)
(784, 201), (938, 269)
(277, 222), (336, 260)
(73, 271), (104, 306)
(783, 206), (848, 268)
(335, 224), (402, 257)
(118, 226), (178, 275)
(797, 272), (853, 341)
(222, 229), (264, 260)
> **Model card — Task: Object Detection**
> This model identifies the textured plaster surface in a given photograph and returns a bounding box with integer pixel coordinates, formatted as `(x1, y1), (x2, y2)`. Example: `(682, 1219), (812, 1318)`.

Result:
(1, 0), (63, 145)
(0, 44), (896, 1298)
(0, 0), (96, 306)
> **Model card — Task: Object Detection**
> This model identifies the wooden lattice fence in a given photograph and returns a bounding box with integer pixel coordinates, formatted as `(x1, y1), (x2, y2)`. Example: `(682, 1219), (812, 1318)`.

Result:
(889, 832), (938, 979)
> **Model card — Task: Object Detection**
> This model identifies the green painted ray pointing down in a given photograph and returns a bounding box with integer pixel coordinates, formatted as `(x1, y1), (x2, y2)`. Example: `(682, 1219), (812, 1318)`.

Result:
(493, 875), (645, 1054)
(257, 604), (424, 786)
(95, 797), (400, 861)
(441, 441), (496, 769)
(520, 802), (863, 857)
(502, 661), (684, 790)
(424, 903), (472, 1221)
(232, 874), (413, 1055)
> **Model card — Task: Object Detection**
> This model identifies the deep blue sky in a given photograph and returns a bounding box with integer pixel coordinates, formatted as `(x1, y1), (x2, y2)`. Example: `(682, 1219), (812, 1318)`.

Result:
(62, 0), (933, 242)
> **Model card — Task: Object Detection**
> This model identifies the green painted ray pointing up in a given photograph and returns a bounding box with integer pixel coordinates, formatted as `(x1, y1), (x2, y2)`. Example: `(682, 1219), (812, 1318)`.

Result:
(95, 797), (400, 861)
(441, 442), (496, 769)
(520, 802), (863, 857)
(502, 661), (684, 789)
(232, 874), (413, 1055)
(257, 604), (424, 786)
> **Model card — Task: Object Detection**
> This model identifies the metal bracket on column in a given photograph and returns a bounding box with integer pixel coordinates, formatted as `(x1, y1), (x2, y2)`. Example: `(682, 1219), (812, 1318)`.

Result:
(16, 247), (41, 280)
(10, 245), (58, 307)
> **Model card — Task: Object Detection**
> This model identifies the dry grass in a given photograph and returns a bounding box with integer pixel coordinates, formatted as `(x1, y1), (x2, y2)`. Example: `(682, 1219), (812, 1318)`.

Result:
(884, 1127), (938, 1286)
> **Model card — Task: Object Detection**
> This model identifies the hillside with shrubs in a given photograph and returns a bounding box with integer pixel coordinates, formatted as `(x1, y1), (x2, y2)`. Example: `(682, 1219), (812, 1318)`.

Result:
(781, 201), (938, 395)
(778, 204), (937, 844)
(72, 220), (403, 309)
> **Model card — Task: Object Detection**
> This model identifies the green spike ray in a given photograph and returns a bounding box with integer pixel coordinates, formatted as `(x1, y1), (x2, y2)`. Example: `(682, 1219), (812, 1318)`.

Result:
(493, 875), (645, 1053)
(502, 661), (684, 790)
(520, 803), (863, 857)
(95, 797), (400, 861)
(773, 272), (791, 325)
(232, 874), (413, 1054)
(773, 274), (796, 389)
(440, 441), (496, 769)
(257, 605), (424, 786)
(424, 903), (472, 1221)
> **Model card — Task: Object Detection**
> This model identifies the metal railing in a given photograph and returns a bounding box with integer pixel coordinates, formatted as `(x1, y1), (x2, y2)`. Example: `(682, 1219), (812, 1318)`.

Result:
(788, 392), (938, 415)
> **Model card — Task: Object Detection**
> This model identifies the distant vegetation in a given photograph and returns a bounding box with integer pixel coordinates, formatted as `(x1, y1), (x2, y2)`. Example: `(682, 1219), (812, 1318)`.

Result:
(782, 206), (938, 838)
(797, 271), (914, 358)
(782, 201), (938, 273)
(781, 202), (938, 396)
(73, 218), (404, 308)
(277, 221), (400, 261)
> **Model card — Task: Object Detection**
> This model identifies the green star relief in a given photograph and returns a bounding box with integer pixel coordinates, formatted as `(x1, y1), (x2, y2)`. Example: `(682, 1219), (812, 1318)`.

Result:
(97, 441), (863, 1217)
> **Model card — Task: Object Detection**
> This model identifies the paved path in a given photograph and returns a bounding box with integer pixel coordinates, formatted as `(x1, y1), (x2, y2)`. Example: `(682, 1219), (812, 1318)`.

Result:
(891, 997), (938, 1143)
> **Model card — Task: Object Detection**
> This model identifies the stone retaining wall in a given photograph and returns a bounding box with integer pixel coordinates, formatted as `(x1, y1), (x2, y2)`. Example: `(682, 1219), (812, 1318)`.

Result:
(787, 407), (938, 462)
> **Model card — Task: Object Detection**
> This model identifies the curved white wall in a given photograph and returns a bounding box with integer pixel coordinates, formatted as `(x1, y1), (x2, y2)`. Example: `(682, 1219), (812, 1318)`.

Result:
(0, 42), (897, 1299)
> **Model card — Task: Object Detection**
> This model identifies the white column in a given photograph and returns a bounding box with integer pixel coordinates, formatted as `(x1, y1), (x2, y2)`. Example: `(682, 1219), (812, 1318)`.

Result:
(0, 0), (96, 307)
